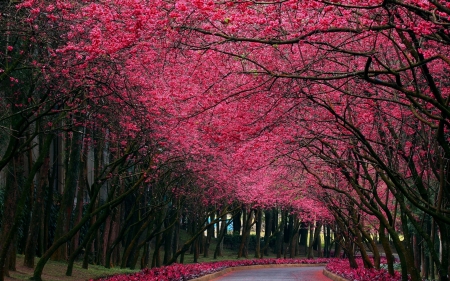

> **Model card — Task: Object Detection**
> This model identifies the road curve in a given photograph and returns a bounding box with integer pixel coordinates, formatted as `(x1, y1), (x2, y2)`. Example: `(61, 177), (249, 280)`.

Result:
(210, 266), (331, 281)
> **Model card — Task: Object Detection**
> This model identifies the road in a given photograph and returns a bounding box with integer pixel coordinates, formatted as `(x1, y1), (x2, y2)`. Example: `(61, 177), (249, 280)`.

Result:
(210, 266), (331, 281)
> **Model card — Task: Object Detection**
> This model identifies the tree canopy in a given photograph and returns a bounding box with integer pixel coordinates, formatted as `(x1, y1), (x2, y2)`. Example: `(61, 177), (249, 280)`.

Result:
(1, 1), (450, 281)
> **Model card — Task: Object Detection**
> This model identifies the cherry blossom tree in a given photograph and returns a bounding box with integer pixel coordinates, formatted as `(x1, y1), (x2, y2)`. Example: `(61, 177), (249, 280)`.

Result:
(3, 1), (450, 281)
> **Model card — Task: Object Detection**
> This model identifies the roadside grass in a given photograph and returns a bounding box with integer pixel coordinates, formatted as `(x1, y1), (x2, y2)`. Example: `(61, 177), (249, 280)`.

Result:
(6, 255), (137, 281)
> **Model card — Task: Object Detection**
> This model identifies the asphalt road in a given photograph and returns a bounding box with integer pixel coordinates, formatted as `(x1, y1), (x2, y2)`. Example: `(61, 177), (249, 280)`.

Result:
(210, 266), (331, 281)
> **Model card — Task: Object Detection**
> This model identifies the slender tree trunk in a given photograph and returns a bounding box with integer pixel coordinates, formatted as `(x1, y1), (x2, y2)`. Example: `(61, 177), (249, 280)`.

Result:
(24, 138), (51, 268)
(52, 126), (83, 261)
(232, 208), (242, 235)
(151, 232), (163, 267)
(203, 212), (214, 258)
(275, 210), (284, 258)
(324, 225), (331, 257)
(102, 215), (112, 266)
(307, 222), (315, 259)
(8, 238), (17, 271)
(399, 200), (422, 281)
(413, 234), (421, 274)
(359, 226), (380, 269)
(254, 209), (262, 258)
(140, 242), (150, 269)
(290, 218), (300, 258)
(354, 226), (372, 268)
(164, 222), (174, 264)
(263, 209), (273, 257)
(172, 210), (181, 260)
(380, 223), (395, 275)
(238, 209), (254, 258)
(193, 236), (200, 263)
(299, 222), (308, 256)
(71, 145), (88, 262)
(214, 214), (230, 259)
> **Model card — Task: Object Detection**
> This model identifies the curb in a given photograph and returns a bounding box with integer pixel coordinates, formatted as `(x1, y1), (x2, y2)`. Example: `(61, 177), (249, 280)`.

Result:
(191, 263), (328, 281)
(322, 269), (350, 281)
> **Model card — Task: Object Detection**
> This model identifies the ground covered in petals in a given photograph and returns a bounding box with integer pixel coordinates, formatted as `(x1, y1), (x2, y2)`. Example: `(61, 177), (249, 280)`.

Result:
(326, 259), (404, 281)
(93, 258), (332, 281)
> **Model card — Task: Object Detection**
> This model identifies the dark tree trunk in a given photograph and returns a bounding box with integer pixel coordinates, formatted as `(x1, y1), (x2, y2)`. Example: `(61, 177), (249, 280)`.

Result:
(238, 209), (254, 258)
(8, 240), (17, 271)
(307, 222), (315, 259)
(140, 242), (150, 269)
(203, 212), (214, 258)
(290, 218), (300, 258)
(379, 224), (395, 275)
(52, 127), (83, 261)
(232, 208), (242, 235)
(105, 209), (125, 268)
(299, 222), (308, 256)
(193, 236), (200, 263)
(275, 211), (284, 258)
(413, 234), (421, 273)
(263, 209), (273, 257)
(214, 214), (230, 259)
(164, 225), (174, 264)
(254, 209), (262, 258)
(324, 225), (331, 257)
(0, 156), (22, 280)
(24, 142), (51, 268)
(152, 232), (163, 267)
(71, 145), (88, 263)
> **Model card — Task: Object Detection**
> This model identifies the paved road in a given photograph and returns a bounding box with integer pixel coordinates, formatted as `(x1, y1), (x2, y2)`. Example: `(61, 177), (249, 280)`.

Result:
(210, 266), (331, 281)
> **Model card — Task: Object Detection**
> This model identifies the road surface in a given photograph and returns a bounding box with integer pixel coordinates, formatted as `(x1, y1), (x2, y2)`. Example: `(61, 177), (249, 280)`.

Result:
(210, 266), (331, 281)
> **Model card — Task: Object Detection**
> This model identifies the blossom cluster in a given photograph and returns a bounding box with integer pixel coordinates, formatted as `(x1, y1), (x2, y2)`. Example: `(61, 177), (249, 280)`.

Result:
(326, 259), (404, 281)
(93, 258), (332, 281)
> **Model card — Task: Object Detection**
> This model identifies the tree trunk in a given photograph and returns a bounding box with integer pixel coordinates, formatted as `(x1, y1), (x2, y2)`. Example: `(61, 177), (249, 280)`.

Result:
(164, 222), (174, 264)
(203, 212), (214, 258)
(324, 225), (331, 257)
(24, 143), (51, 268)
(214, 214), (230, 259)
(299, 222), (308, 256)
(290, 218), (300, 258)
(307, 222), (315, 259)
(263, 209), (273, 257)
(254, 209), (262, 258)
(151, 232), (163, 267)
(379, 224), (395, 275)
(71, 144), (88, 263)
(238, 209), (254, 258)
(275, 211), (284, 258)
(0, 159), (21, 280)
(172, 210), (181, 261)
(52, 127), (83, 261)
(193, 236), (200, 263)
(232, 208), (242, 235)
